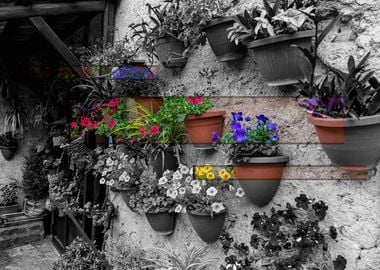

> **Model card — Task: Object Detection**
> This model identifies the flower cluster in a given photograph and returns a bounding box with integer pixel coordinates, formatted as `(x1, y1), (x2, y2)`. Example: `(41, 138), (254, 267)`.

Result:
(137, 123), (160, 142)
(96, 98), (129, 137)
(194, 165), (236, 182)
(111, 66), (155, 81)
(93, 147), (145, 190)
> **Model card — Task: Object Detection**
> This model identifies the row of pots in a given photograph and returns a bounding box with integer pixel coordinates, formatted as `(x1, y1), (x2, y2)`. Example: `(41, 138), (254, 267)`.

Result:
(158, 16), (314, 86)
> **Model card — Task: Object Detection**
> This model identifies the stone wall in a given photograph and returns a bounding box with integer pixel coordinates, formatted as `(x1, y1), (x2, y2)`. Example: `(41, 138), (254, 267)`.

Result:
(111, 1), (380, 269)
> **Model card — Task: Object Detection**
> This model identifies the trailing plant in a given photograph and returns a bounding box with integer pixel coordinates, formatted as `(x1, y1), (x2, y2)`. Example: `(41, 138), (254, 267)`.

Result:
(53, 237), (105, 270)
(22, 147), (49, 201)
(144, 244), (217, 270)
(4, 102), (29, 137)
(220, 194), (345, 270)
(0, 181), (18, 206)
(113, 76), (163, 97)
(227, 0), (315, 45)
(0, 132), (18, 147)
(214, 113), (280, 163)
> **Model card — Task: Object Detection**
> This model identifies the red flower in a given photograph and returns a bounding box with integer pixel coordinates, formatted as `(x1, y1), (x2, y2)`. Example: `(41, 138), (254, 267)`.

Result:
(69, 122), (77, 129)
(109, 98), (121, 109)
(93, 121), (100, 128)
(104, 113), (110, 120)
(150, 124), (160, 136)
(80, 116), (91, 127)
(139, 127), (146, 138)
(188, 96), (204, 105)
(107, 119), (116, 129)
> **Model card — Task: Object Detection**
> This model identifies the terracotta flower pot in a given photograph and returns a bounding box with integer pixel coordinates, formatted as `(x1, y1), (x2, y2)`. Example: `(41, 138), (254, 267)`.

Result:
(145, 211), (176, 236)
(150, 148), (179, 177)
(234, 156), (289, 207)
(202, 16), (247, 62)
(247, 30), (314, 86)
(308, 114), (380, 170)
(187, 208), (227, 243)
(135, 97), (163, 113)
(0, 145), (17, 161)
(184, 110), (226, 149)
(155, 36), (188, 68)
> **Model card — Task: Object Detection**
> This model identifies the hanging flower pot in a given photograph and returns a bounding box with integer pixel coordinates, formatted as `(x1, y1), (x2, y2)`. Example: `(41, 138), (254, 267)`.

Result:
(150, 148), (179, 177)
(234, 156), (289, 207)
(184, 111), (226, 149)
(202, 16), (247, 62)
(135, 97), (163, 113)
(155, 36), (188, 68)
(145, 211), (176, 236)
(247, 30), (314, 86)
(187, 209), (227, 243)
(0, 145), (17, 161)
(308, 114), (380, 170)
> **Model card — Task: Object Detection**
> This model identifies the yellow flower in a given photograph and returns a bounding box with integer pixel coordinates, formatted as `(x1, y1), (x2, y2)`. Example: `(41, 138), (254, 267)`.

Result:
(231, 168), (236, 177)
(198, 168), (207, 177)
(203, 165), (212, 173)
(206, 172), (215, 180)
(220, 171), (231, 181)
(218, 169), (228, 178)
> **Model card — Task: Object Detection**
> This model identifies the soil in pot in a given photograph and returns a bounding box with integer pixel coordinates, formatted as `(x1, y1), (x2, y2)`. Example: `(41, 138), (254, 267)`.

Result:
(202, 17), (247, 62)
(184, 111), (226, 149)
(247, 30), (314, 86)
(0, 146), (17, 161)
(234, 156), (289, 207)
(187, 209), (227, 243)
(308, 114), (380, 170)
(150, 149), (179, 177)
(155, 36), (188, 68)
(145, 211), (176, 236)
(135, 97), (163, 113)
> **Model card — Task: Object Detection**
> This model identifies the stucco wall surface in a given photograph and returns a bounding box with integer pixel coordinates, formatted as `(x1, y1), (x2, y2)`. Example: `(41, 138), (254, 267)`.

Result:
(110, 1), (380, 269)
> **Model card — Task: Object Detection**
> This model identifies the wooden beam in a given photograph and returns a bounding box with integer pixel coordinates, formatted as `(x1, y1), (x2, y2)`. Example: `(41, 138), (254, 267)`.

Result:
(0, 1), (105, 21)
(29, 16), (88, 78)
(102, 0), (116, 44)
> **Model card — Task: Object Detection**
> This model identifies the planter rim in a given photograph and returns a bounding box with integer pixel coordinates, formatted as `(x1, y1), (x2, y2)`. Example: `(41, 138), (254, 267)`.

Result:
(247, 30), (315, 49)
(0, 145), (17, 150)
(134, 96), (163, 100)
(202, 16), (237, 29)
(156, 35), (182, 44)
(185, 110), (226, 121)
(187, 207), (227, 216)
(307, 113), (380, 127)
(0, 203), (18, 207)
(145, 210), (173, 214)
(233, 155), (289, 164)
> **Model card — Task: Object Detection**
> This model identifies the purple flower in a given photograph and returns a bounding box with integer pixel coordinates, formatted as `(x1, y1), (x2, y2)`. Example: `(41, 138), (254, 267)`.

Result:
(233, 129), (249, 144)
(246, 126), (251, 131)
(232, 112), (243, 122)
(256, 114), (269, 123)
(245, 116), (251, 121)
(271, 132), (278, 141)
(309, 96), (319, 107)
(230, 121), (242, 131)
(267, 121), (277, 131)
(212, 131), (219, 144)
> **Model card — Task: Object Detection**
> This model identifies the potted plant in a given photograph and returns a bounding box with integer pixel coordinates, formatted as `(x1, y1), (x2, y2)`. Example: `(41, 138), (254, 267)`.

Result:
(134, 166), (178, 235)
(215, 112), (289, 207)
(0, 181), (19, 215)
(130, 3), (188, 68)
(297, 53), (380, 170)
(161, 164), (238, 243)
(179, 0), (246, 62)
(22, 147), (49, 217)
(0, 132), (18, 161)
(227, 0), (315, 86)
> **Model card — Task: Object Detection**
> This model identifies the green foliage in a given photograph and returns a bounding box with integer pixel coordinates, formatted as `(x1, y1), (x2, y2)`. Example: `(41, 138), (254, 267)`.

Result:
(95, 98), (130, 136)
(0, 132), (18, 147)
(0, 181), (18, 206)
(4, 103), (29, 137)
(22, 148), (48, 201)
(53, 237), (105, 270)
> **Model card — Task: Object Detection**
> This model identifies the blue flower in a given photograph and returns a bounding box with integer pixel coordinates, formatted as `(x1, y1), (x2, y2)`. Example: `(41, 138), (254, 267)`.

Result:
(271, 132), (278, 141)
(267, 121), (277, 131)
(232, 112), (243, 122)
(245, 116), (251, 121)
(233, 129), (249, 144)
(212, 131), (219, 144)
(256, 114), (269, 123)
(230, 121), (242, 131)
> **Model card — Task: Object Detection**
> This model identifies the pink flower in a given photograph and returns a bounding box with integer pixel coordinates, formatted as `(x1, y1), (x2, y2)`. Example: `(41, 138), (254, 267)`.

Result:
(69, 122), (77, 129)
(139, 127), (146, 138)
(109, 98), (121, 109)
(93, 121), (100, 128)
(107, 119), (116, 129)
(150, 124), (160, 136)
(104, 113), (110, 120)
(80, 116), (91, 127)
(188, 96), (204, 105)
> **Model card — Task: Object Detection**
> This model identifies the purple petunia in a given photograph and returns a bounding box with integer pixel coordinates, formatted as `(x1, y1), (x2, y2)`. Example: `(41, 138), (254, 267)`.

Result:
(267, 121), (277, 131)
(233, 129), (249, 144)
(230, 121), (242, 131)
(271, 132), (278, 141)
(212, 131), (219, 144)
(232, 112), (243, 122)
(245, 116), (251, 121)
(256, 114), (269, 123)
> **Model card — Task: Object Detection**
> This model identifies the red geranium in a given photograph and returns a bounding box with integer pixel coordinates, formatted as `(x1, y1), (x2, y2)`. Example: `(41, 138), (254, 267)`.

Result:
(139, 127), (147, 138)
(188, 96), (204, 105)
(69, 122), (77, 129)
(80, 116), (91, 127)
(109, 98), (121, 109)
(150, 124), (160, 136)
(107, 118), (116, 129)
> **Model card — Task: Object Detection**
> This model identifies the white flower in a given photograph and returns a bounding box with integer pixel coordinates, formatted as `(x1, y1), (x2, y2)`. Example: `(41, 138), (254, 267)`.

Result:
(106, 157), (114, 167)
(158, 176), (168, 185)
(185, 176), (192, 183)
(229, 185), (235, 191)
(99, 178), (106, 184)
(174, 205), (183, 213)
(119, 153), (125, 159)
(190, 180), (200, 187)
(114, 160), (119, 166)
(109, 179), (115, 186)
(172, 182), (181, 190)
(129, 157), (135, 164)
(192, 186), (201, 194)
(106, 180), (110, 185)
(119, 171), (130, 182)
(206, 187), (218, 197)
(118, 164), (122, 170)
(101, 171), (107, 177)
(173, 171), (183, 180)
(179, 165), (189, 174)
(166, 189), (178, 199)
(211, 202), (225, 213)
(179, 187), (186, 195)
(201, 180), (207, 186)
(163, 170), (171, 176)
(236, 188), (245, 198)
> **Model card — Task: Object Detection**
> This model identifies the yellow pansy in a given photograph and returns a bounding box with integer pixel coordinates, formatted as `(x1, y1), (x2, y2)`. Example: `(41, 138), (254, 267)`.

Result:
(220, 171), (231, 181)
(198, 168), (207, 178)
(203, 165), (212, 173)
(206, 172), (216, 180)
(218, 169), (228, 178)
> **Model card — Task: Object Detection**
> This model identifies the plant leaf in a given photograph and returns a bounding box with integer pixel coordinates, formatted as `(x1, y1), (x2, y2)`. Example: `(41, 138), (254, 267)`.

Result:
(317, 14), (341, 47)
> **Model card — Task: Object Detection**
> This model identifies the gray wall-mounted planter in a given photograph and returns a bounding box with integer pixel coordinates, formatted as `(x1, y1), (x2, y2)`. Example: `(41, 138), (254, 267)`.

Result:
(155, 36), (188, 68)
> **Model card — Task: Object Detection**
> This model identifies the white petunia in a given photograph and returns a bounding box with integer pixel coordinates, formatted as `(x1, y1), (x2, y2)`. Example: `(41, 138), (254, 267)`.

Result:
(179, 187), (186, 195)
(211, 202), (225, 213)
(163, 170), (171, 176)
(190, 180), (200, 187)
(179, 165), (189, 174)
(185, 176), (192, 183)
(191, 186), (201, 194)
(172, 182), (181, 190)
(158, 176), (168, 185)
(99, 178), (106, 184)
(129, 157), (135, 164)
(166, 189), (179, 199)
(236, 188), (245, 198)
(174, 205), (183, 213)
(206, 187), (218, 197)
(173, 171), (183, 180)
(119, 171), (130, 182)
(101, 171), (107, 177)
(109, 179), (115, 186)
(106, 157), (114, 167)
